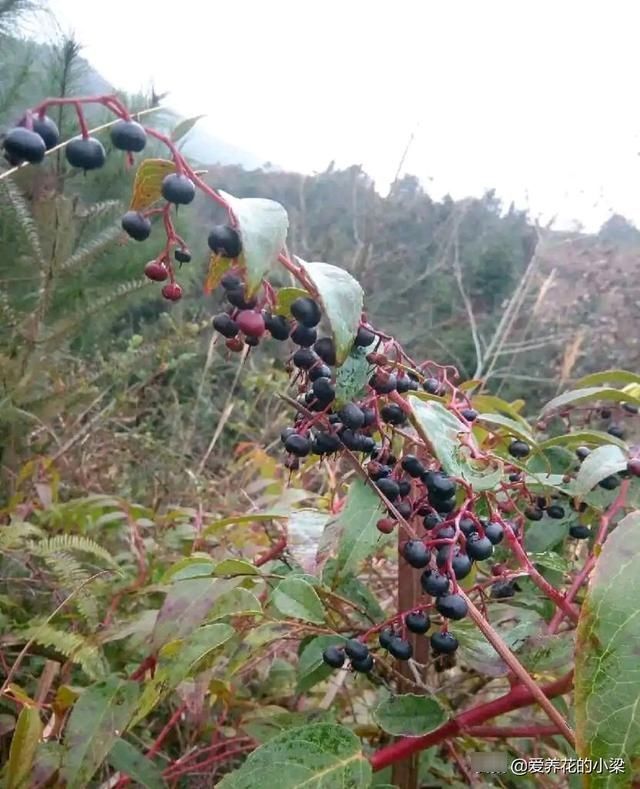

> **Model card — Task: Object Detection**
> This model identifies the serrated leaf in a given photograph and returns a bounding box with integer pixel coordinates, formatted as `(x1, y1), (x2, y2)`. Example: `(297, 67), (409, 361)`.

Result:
(274, 287), (310, 317)
(271, 577), (325, 624)
(217, 723), (371, 788)
(129, 159), (176, 211)
(330, 480), (387, 586)
(373, 694), (446, 737)
(171, 114), (205, 142)
(335, 341), (377, 407)
(7, 707), (42, 789)
(151, 577), (240, 649)
(297, 635), (347, 693)
(540, 386), (640, 417)
(287, 509), (331, 574)
(296, 257), (364, 365)
(571, 445), (628, 497)
(61, 676), (139, 789)
(408, 396), (503, 491)
(575, 511), (640, 786)
(107, 739), (166, 789)
(219, 190), (288, 297)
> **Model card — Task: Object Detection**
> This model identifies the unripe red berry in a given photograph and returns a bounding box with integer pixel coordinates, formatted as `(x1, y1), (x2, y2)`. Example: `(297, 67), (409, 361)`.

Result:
(376, 517), (396, 534)
(236, 309), (266, 338)
(162, 282), (183, 301)
(144, 261), (168, 281)
(226, 337), (244, 352)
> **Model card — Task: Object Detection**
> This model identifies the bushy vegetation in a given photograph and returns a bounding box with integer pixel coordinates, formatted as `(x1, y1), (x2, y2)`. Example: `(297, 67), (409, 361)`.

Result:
(1, 10), (640, 789)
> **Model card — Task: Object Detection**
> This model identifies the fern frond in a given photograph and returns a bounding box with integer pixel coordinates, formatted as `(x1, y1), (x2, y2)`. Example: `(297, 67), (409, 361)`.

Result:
(30, 534), (117, 568)
(0, 521), (44, 550)
(0, 288), (17, 329)
(19, 621), (107, 679)
(0, 178), (44, 266)
(42, 552), (99, 626)
(76, 200), (122, 221)
(59, 225), (123, 273)
(43, 278), (151, 346)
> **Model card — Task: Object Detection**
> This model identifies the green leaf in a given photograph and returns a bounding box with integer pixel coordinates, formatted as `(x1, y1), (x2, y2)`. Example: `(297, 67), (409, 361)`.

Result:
(525, 518), (570, 553)
(161, 556), (216, 582)
(7, 707), (43, 789)
(539, 430), (628, 452)
(297, 635), (347, 693)
(575, 511), (640, 785)
(518, 631), (575, 673)
(476, 413), (534, 444)
(408, 396), (503, 491)
(528, 552), (571, 574)
(330, 479), (387, 585)
(217, 723), (371, 788)
(335, 341), (377, 407)
(271, 577), (325, 624)
(107, 739), (166, 789)
(241, 709), (333, 744)
(151, 577), (240, 649)
(213, 558), (260, 577)
(132, 624), (234, 726)
(287, 509), (331, 574)
(171, 114), (205, 142)
(470, 394), (530, 426)
(207, 587), (262, 620)
(61, 676), (140, 789)
(575, 370), (640, 388)
(219, 190), (289, 297)
(334, 574), (385, 623)
(571, 445), (628, 497)
(373, 694), (447, 737)
(296, 257), (364, 365)
(540, 386), (640, 417)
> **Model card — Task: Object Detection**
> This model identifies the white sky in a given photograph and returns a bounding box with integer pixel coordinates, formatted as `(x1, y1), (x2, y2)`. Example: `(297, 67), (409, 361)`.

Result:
(40, 0), (640, 230)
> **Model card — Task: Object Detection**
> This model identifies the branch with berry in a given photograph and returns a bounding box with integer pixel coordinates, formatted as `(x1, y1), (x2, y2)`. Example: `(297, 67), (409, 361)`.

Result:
(3, 93), (640, 785)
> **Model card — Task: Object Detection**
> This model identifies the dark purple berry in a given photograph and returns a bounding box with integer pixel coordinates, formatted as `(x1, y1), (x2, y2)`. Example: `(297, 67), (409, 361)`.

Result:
(431, 631), (458, 654)
(421, 569), (450, 597)
(405, 611), (431, 634)
(290, 297), (322, 328)
(110, 120), (147, 152)
(121, 211), (151, 241)
(402, 540), (430, 569)
(213, 313), (239, 338)
(314, 337), (336, 366)
(285, 433), (311, 457)
(291, 324), (317, 347)
(66, 136), (106, 170)
(322, 646), (345, 668)
(436, 593), (468, 621)
(208, 225), (242, 258)
(344, 639), (369, 662)
(161, 173), (195, 205)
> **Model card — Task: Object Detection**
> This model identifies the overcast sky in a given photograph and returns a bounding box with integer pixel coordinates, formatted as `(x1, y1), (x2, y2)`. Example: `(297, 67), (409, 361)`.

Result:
(42, 0), (640, 230)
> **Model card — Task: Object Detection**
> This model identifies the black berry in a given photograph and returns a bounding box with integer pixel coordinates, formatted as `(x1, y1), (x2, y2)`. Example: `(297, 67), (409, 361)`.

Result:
(309, 363), (332, 381)
(175, 248), (191, 263)
(3, 127), (46, 164)
(569, 524), (591, 539)
(436, 593), (468, 621)
(433, 497), (456, 514)
(484, 522), (504, 545)
(599, 475), (620, 490)
(314, 337), (336, 366)
(66, 136), (106, 170)
(377, 477), (400, 502)
(208, 225), (242, 258)
(465, 534), (493, 561)
(423, 513), (443, 530)
(459, 518), (477, 537)
(421, 569), (450, 597)
(525, 507), (544, 521)
(379, 627), (395, 650)
(221, 273), (243, 290)
(424, 472), (457, 500)
(402, 540), (430, 569)
(161, 173), (195, 205)
(213, 313), (239, 338)
(461, 408), (478, 421)
(431, 631), (458, 654)
(401, 455), (424, 478)
(344, 639), (369, 662)
(422, 378), (443, 395)
(291, 324), (317, 347)
(354, 326), (376, 347)
(370, 371), (397, 394)
(405, 611), (431, 634)
(380, 403), (407, 426)
(285, 433), (311, 457)
(491, 580), (517, 599)
(508, 439), (530, 459)
(546, 504), (565, 519)
(351, 653), (374, 673)
(312, 432), (342, 455)
(264, 313), (291, 341)
(312, 377), (335, 404)
(121, 211), (151, 241)
(293, 348), (318, 370)
(290, 297), (322, 328)
(322, 646), (345, 668)
(576, 446), (591, 461)
(339, 403), (365, 430)
(607, 424), (625, 439)
(388, 637), (412, 661)
(20, 115), (59, 150)
(110, 120), (147, 152)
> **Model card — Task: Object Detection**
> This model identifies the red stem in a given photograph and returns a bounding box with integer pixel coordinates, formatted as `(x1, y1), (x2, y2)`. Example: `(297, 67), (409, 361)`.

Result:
(254, 536), (287, 567)
(464, 724), (560, 738)
(369, 671), (573, 771)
